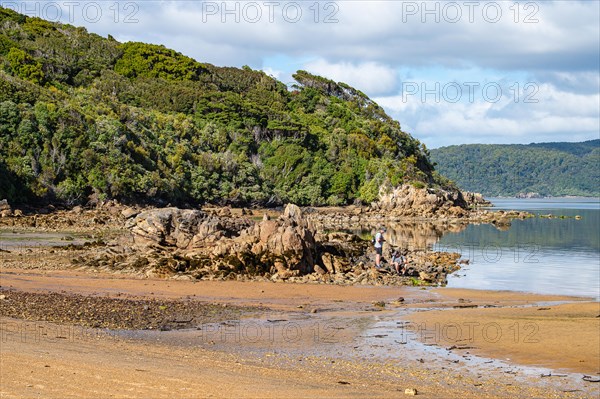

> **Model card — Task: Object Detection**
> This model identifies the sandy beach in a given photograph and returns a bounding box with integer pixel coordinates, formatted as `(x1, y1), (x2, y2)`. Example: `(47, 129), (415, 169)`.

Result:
(1, 267), (598, 398)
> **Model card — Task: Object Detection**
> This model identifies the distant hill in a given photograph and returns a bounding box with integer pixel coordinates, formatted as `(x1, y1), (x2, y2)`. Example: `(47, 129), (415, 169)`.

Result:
(430, 140), (600, 197)
(0, 7), (449, 207)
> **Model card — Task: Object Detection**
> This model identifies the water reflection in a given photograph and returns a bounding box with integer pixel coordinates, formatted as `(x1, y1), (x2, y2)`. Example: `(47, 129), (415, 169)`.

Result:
(313, 198), (600, 298)
(314, 219), (470, 251)
(440, 199), (600, 299)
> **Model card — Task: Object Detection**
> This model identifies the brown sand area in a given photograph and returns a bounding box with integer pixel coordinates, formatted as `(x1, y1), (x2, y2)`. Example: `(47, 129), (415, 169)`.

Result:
(1, 268), (599, 398)
(406, 289), (600, 375)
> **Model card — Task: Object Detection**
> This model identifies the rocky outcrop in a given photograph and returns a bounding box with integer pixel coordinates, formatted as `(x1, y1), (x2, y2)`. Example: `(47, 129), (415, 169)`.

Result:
(463, 191), (492, 207)
(516, 192), (542, 199)
(375, 184), (468, 217)
(126, 207), (251, 249)
(209, 204), (318, 276)
(0, 199), (12, 217)
(75, 203), (463, 286)
(124, 204), (317, 278)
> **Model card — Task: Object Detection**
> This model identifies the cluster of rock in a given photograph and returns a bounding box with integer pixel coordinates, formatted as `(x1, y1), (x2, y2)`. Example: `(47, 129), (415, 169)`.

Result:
(121, 205), (316, 278)
(374, 184), (470, 218)
(516, 192), (542, 199)
(2, 184), (528, 287)
(0, 199), (22, 218)
(462, 191), (492, 207)
(76, 204), (461, 286)
(303, 184), (531, 231)
(0, 199), (139, 231)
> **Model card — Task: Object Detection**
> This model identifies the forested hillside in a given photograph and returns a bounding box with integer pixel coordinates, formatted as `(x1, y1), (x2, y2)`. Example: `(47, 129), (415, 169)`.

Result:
(430, 140), (600, 197)
(0, 8), (451, 207)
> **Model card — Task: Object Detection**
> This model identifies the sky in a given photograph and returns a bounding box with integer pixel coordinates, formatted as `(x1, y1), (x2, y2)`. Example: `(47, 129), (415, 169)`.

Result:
(3, 0), (599, 148)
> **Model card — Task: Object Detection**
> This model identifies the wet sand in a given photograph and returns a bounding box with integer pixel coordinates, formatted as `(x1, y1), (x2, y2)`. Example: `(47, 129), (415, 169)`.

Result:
(406, 291), (600, 375)
(2, 267), (599, 398)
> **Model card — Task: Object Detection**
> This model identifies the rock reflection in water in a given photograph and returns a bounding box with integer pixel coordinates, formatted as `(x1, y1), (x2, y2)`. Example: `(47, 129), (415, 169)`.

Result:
(312, 220), (470, 252)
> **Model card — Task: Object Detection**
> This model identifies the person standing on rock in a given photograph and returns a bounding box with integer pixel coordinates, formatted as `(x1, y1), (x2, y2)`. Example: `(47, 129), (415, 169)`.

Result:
(374, 227), (386, 268)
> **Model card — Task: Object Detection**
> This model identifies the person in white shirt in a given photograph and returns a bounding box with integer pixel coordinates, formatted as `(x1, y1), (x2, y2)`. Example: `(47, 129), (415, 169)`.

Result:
(374, 227), (386, 268)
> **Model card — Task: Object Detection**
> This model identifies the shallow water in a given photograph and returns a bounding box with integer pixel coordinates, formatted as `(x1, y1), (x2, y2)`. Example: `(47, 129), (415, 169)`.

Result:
(439, 198), (600, 299)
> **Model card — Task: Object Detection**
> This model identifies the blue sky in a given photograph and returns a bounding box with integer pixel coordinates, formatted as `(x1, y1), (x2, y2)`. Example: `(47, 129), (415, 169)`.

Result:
(4, 0), (599, 148)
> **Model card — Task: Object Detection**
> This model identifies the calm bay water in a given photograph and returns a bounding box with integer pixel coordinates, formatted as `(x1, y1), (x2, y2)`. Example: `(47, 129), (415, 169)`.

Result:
(437, 198), (600, 299)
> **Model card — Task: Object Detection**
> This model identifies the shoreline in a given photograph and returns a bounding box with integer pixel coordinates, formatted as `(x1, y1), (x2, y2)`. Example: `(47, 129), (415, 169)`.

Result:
(2, 268), (598, 396)
(1, 202), (598, 397)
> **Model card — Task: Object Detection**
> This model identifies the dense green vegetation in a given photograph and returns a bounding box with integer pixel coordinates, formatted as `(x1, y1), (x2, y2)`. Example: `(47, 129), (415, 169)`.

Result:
(430, 141), (600, 197)
(0, 8), (447, 206)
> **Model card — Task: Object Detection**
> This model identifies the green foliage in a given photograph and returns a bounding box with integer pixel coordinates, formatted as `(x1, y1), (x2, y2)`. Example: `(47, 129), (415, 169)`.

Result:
(0, 7), (438, 206)
(0, 34), (15, 55)
(6, 48), (44, 84)
(430, 141), (600, 197)
(115, 42), (207, 81)
(0, 7), (26, 24)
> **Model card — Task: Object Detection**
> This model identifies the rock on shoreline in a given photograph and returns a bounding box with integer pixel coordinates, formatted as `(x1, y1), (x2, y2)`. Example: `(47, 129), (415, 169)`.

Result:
(73, 204), (460, 286)
(0, 194), (529, 286)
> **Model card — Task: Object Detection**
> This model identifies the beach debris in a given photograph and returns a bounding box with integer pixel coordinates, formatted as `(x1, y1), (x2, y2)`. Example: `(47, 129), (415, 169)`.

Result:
(337, 381), (350, 385)
(582, 375), (600, 383)
(453, 304), (478, 308)
(390, 298), (405, 306)
(372, 301), (386, 308)
(447, 345), (476, 351)
(404, 387), (418, 395)
(537, 307), (551, 310)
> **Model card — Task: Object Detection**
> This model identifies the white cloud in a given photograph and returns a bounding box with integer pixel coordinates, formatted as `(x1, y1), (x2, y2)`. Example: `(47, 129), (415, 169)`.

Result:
(22, 0), (598, 146)
(375, 80), (600, 148)
(261, 67), (282, 80)
(66, 1), (599, 73)
(303, 59), (398, 96)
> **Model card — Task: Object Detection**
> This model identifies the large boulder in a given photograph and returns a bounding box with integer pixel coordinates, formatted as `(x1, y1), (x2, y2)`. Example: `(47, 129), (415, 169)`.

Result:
(377, 184), (469, 217)
(216, 204), (317, 275)
(126, 204), (317, 276)
(0, 199), (12, 217)
(0, 199), (10, 211)
(127, 208), (250, 249)
(463, 191), (491, 207)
